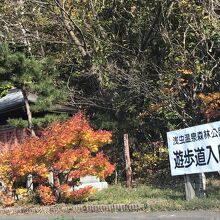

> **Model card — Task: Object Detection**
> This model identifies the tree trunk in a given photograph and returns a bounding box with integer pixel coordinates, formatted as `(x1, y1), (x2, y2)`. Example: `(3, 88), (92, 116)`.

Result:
(55, 0), (93, 70)
(22, 89), (36, 137)
(55, 0), (88, 58)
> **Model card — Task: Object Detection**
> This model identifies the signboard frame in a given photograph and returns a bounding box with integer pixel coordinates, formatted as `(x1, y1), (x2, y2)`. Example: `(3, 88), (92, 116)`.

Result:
(167, 121), (220, 176)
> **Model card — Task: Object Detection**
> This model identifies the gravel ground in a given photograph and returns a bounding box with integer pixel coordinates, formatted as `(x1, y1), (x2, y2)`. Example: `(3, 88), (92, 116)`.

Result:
(0, 211), (220, 220)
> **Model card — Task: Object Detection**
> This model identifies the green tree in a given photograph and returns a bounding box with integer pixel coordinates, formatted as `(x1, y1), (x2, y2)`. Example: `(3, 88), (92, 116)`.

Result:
(146, 0), (220, 128)
(0, 44), (67, 136)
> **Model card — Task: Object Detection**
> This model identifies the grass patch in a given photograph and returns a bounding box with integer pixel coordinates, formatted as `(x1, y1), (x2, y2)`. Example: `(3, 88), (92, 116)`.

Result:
(87, 184), (184, 205)
(53, 215), (78, 220)
(84, 178), (220, 211)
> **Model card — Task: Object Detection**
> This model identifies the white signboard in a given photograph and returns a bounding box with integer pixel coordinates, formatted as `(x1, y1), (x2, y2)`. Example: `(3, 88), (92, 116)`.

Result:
(167, 121), (220, 176)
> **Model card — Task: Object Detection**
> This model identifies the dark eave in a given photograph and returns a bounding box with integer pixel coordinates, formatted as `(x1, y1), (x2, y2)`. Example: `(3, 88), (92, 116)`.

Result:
(0, 89), (76, 115)
(0, 89), (37, 115)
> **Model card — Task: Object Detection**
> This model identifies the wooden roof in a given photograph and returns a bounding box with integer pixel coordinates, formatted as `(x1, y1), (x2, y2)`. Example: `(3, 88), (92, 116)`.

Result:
(0, 89), (75, 115)
(0, 89), (37, 114)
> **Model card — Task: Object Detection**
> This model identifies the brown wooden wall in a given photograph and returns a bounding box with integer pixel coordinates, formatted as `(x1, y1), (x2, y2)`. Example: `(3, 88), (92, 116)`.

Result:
(0, 126), (27, 145)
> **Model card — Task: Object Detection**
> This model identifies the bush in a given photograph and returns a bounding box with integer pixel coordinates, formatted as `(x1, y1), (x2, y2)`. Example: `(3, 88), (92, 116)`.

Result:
(133, 141), (169, 181)
(59, 184), (96, 203)
(37, 185), (57, 205)
(0, 112), (114, 207)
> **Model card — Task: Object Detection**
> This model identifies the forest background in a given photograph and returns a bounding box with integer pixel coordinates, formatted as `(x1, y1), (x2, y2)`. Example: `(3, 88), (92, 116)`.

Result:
(0, 0), (220, 184)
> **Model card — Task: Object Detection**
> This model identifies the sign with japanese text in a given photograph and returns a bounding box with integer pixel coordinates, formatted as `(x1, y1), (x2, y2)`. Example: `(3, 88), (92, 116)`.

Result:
(167, 121), (220, 176)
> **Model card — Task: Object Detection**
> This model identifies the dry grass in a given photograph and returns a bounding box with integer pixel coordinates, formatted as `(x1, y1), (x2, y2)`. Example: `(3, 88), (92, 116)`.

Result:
(85, 177), (220, 211)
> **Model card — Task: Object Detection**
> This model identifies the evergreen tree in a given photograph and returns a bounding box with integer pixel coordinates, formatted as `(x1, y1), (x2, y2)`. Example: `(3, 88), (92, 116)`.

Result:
(0, 44), (67, 136)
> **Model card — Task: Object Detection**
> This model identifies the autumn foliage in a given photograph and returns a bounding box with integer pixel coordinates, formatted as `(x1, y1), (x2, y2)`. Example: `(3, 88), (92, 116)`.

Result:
(0, 112), (114, 206)
(198, 92), (220, 119)
(59, 184), (96, 203)
(37, 186), (57, 205)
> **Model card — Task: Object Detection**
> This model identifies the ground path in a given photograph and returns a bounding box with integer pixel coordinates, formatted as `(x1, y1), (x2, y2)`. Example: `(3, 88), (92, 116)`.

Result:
(0, 211), (220, 220)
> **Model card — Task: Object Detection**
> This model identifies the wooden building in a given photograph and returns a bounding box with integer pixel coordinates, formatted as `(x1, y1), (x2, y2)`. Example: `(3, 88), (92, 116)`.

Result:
(0, 89), (37, 145)
(0, 88), (75, 145)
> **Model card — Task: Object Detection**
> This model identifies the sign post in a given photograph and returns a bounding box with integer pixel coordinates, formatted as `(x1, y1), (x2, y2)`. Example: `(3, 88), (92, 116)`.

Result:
(124, 133), (132, 188)
(167, 121), (220, 200)
(198, 173), (206, 197)
(184, 174), (195, 201)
